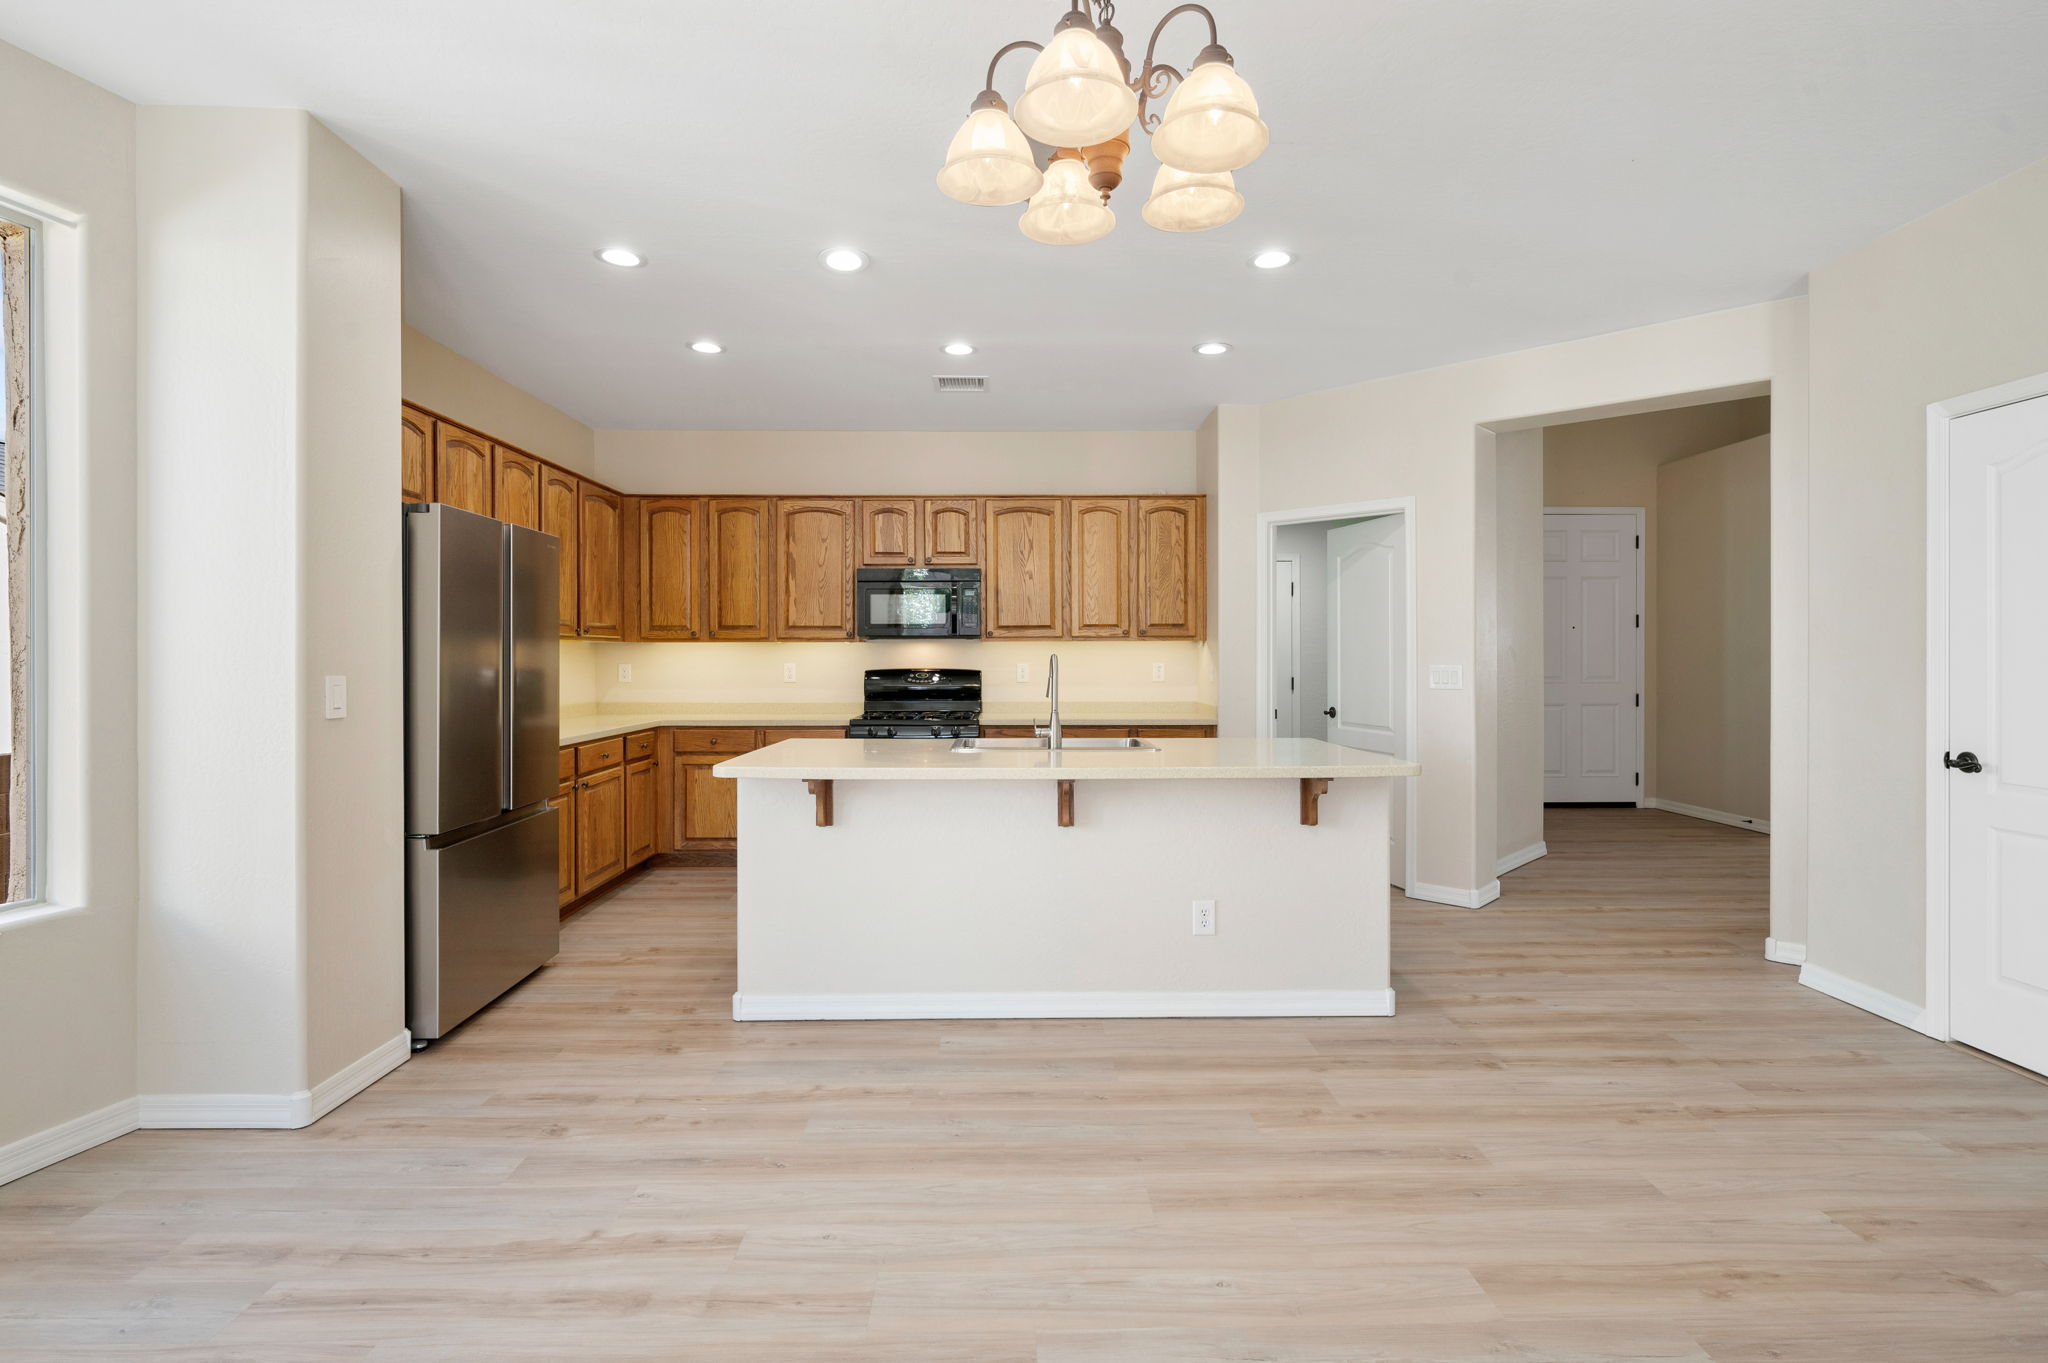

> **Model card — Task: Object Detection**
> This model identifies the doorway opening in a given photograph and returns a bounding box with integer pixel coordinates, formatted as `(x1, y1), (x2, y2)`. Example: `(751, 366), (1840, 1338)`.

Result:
(1258, 499), (1416, 892)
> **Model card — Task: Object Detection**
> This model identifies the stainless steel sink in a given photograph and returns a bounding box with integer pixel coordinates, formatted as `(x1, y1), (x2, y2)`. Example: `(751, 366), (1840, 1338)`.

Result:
(950, 736), (1159, 752)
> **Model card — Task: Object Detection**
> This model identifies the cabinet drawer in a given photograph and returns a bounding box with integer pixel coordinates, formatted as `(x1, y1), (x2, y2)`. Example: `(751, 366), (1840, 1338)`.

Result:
(576, 737), (626, 773)
(763, 727), (848, 740)
(1062, 726), (1133, 738)
(558, 747), (576, 782)
(1136, 726), (1215, 737)
(625, 729), (659, 760)
(672, 727), (760, 754)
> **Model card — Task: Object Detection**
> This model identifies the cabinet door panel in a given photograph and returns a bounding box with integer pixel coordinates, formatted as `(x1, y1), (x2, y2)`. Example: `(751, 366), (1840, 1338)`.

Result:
(540, 465), (581, 636)
(638, 497), (703, 640)
(679, 761), (738, 842)
(1136, 497), (1206, 639)
(1068, 497), (1134, 638)
(984, 499), (1065, 637)
(777, 498), (856, 640)
(860, 499), (917, 566)
(625, 759), (657, 867)
(707, 498), (774, 640)
(550, 781), (577, 907)
(575, 764), (625, 895)
(434, 425), (493, 516)
(493, 446), (542, 530)
(923, 499), (980, 565)
(401, 407), (434, 504)
(579, 484), (624, 639)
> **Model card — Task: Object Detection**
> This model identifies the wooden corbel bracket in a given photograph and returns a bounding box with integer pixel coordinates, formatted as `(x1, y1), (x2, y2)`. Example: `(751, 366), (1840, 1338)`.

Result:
(1299, 778), (1330, 826)
(806, 779), (834, 827)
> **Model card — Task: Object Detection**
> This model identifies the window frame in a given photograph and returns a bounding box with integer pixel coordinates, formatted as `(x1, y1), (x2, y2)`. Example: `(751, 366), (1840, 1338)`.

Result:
(0, 206), (46, 917)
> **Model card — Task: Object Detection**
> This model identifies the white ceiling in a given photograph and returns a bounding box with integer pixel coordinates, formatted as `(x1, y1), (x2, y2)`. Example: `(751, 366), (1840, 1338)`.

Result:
(8, 1), (2048, 431)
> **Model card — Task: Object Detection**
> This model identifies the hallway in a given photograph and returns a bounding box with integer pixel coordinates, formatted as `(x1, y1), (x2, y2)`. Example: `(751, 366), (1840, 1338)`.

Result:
(2, 811), (2044, 1360)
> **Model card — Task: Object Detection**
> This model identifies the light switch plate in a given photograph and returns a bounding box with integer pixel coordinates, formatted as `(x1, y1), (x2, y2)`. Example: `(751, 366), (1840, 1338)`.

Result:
(322, 675), (346, 719)
(1427, 664), (1464, 690)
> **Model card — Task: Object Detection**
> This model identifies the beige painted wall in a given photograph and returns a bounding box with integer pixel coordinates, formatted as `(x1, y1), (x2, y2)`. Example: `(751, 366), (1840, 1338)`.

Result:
(403, 326), (595, 477)
(1491, 431), (1545, 866)
(0, 39), (142, 1156)
(1806, 152), (2048, 1008)
(596, 428), (1195, 496)
(1657, 435), (1771, 823)
(1543, 396), (1772, 800)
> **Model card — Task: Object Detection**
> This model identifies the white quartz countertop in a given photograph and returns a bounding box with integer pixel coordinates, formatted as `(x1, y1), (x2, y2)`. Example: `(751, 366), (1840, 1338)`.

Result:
(558, 703), (1217, 747)
(712, 738), (1419, 782)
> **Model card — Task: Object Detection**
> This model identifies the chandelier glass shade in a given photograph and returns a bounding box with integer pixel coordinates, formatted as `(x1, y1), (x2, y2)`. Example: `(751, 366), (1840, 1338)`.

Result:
(1151, 59), (1269, 172)
(1020, 156), (1117, 245)
(1141, 164), (1243, 232)
(936, 102), (1045, 206)
(940, 2), (1268, 246)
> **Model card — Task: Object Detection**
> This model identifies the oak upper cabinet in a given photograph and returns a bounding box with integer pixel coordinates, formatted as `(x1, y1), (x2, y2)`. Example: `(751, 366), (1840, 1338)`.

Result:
(706, 497), (774, 640)
(574, 764), (626, 895)
(540, 465), (581, 637)
(579, 484), (624, 640)
(434, 425), (493, 516)
(636, 497), (703, 640)
(984, 498), (1065, 637)
(922, 498), (980, 565)
(859, 499), (918, 566)
(401, 406), (434, 504)
(625, 756), (657, 868)
(1135, 496), (1206, 639)
(492, 446), (542, 530)
(1068, 497), (1135, 639)
(776, 498), (857, 640)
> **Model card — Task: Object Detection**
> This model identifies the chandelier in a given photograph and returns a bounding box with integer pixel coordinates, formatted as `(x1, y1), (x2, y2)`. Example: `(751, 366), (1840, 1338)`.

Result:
(937, 1), (1269, 245)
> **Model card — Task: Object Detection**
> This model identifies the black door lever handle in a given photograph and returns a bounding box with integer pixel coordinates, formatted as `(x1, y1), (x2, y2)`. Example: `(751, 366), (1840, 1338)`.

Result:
(1944, 750), (1983, 773)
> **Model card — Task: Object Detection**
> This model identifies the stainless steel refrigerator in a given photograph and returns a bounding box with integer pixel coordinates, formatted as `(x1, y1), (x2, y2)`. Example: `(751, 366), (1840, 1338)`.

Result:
(404, 503), (561, 1044)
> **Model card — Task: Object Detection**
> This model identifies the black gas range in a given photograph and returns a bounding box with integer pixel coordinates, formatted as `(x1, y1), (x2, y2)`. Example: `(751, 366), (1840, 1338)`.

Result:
(845, 668), (981, 740)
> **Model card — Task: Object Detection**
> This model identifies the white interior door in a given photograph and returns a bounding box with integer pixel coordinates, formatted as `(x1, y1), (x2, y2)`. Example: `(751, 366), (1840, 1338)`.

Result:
(1543, 512), (1641, 802)
(1270, 557), (1300, 737)
(1947, 393), (2048, 1075)
(1325, 515), (1407, 884)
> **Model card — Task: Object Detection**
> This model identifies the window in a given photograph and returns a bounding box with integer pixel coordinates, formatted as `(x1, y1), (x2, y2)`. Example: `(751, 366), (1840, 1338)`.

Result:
(1, 216), (33, 903)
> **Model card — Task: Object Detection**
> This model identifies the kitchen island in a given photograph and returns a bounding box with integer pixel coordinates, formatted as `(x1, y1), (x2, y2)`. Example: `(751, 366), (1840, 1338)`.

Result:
(715, 738), (1418, 1021)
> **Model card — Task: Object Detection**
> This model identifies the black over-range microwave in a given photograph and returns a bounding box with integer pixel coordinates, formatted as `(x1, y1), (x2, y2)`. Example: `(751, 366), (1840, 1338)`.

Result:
(855, 567), (982, 639)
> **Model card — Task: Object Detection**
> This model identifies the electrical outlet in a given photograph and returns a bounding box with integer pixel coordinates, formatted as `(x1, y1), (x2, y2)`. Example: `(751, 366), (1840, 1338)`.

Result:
(617, 663), (633, 683)
(783, 663), (797, 683)
(1192, 899), (1216, 935)
(1151, 662), (1166, 683)
(322, 675), (346, 720)
(1016, 663), (1030, 683)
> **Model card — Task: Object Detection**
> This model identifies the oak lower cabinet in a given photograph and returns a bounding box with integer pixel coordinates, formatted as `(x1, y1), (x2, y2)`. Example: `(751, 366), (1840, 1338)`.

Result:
(707, 498), (774, 640)
(434, 424), (493, 517)
(574, 763), (626, 895)
(671, 728), (759, 849)
(985, 498), (1066, 637)
(401, 406), (434, 504)
(549, 780), (577, 908)
(1068, 497), (1135, 638)
(776, 498), (857, 639)
(579, 484), (624, 639)
(541, 465), (581, 637)
(625, 756), (657, 867)
(493, 446), (542, 530)
(635, 497), (704, 640)
(1135, 497), (1206, 639)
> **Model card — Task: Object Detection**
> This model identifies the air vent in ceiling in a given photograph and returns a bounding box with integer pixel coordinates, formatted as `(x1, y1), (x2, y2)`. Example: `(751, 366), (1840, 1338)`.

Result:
(933, 375), (988, 393)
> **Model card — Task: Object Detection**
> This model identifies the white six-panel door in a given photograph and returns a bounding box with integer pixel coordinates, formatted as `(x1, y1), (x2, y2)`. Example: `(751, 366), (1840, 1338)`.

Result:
(1947, 394), (2048, 1075)
(1543, 512), (1641, 803)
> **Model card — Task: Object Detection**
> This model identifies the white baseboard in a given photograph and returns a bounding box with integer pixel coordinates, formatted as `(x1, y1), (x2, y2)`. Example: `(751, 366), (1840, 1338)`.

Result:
(734, 990), (1396, 1021)
(139, 1030), (411, 1131)
(1495, 842), (1548, 876)
(0, 1097), (140, 1186)
(1798, 963), (1932, 1035)
(1765, 937), (1807, 965)
(1407, 879), (1501, 909)
(1647, 798), (1770, 834)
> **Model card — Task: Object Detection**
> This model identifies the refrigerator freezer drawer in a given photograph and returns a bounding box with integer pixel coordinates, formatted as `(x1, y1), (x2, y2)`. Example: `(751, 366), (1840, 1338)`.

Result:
(407, 807), (560, 1040)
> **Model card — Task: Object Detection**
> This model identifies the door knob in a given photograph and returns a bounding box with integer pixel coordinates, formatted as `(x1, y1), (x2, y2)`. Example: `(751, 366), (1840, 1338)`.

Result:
(1944, 750), (1984, 773)
(1322, 707), (1338, 719)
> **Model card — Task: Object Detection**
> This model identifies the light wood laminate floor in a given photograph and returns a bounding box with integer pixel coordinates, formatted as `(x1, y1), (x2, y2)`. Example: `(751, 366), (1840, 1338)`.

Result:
(5, 808), (2046, 1360)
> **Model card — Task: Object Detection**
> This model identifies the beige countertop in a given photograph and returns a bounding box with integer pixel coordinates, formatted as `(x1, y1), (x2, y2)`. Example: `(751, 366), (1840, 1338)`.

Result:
(558, 702), (1218, 747)
(712, 738), (1418, 782)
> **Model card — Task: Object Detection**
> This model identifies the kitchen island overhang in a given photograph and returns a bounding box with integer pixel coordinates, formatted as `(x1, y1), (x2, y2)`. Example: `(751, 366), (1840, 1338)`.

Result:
(716, 738), (1420, 1022)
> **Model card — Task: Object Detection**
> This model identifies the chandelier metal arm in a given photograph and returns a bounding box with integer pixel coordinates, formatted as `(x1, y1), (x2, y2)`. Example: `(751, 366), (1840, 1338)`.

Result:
(981, 38), (1046, 102)
(1128, 4), (1227, 132)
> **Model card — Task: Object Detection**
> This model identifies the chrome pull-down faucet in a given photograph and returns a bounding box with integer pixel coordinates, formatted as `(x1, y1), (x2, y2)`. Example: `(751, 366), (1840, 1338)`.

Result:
(1035, 652), (1062, 749)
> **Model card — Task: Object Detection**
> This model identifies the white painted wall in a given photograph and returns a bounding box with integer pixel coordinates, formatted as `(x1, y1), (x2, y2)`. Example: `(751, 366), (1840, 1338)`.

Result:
(597, 429), (1195, 496)
(1490, 430), (1545, 867)
(0, 39), (141, 1158)
(403, 326), (596, 478)
(1806, 154), (2048, 1009)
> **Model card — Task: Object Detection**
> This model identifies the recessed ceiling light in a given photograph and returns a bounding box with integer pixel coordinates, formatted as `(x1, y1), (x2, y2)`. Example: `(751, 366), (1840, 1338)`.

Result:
(690, 340), (725, 355)
(597, 247), (645, 268)
(1194, 341), (1232, 356)
(942, 341), (976, 357)
(820, 247), (870, 273)
(1250, 249), (1294, 270)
